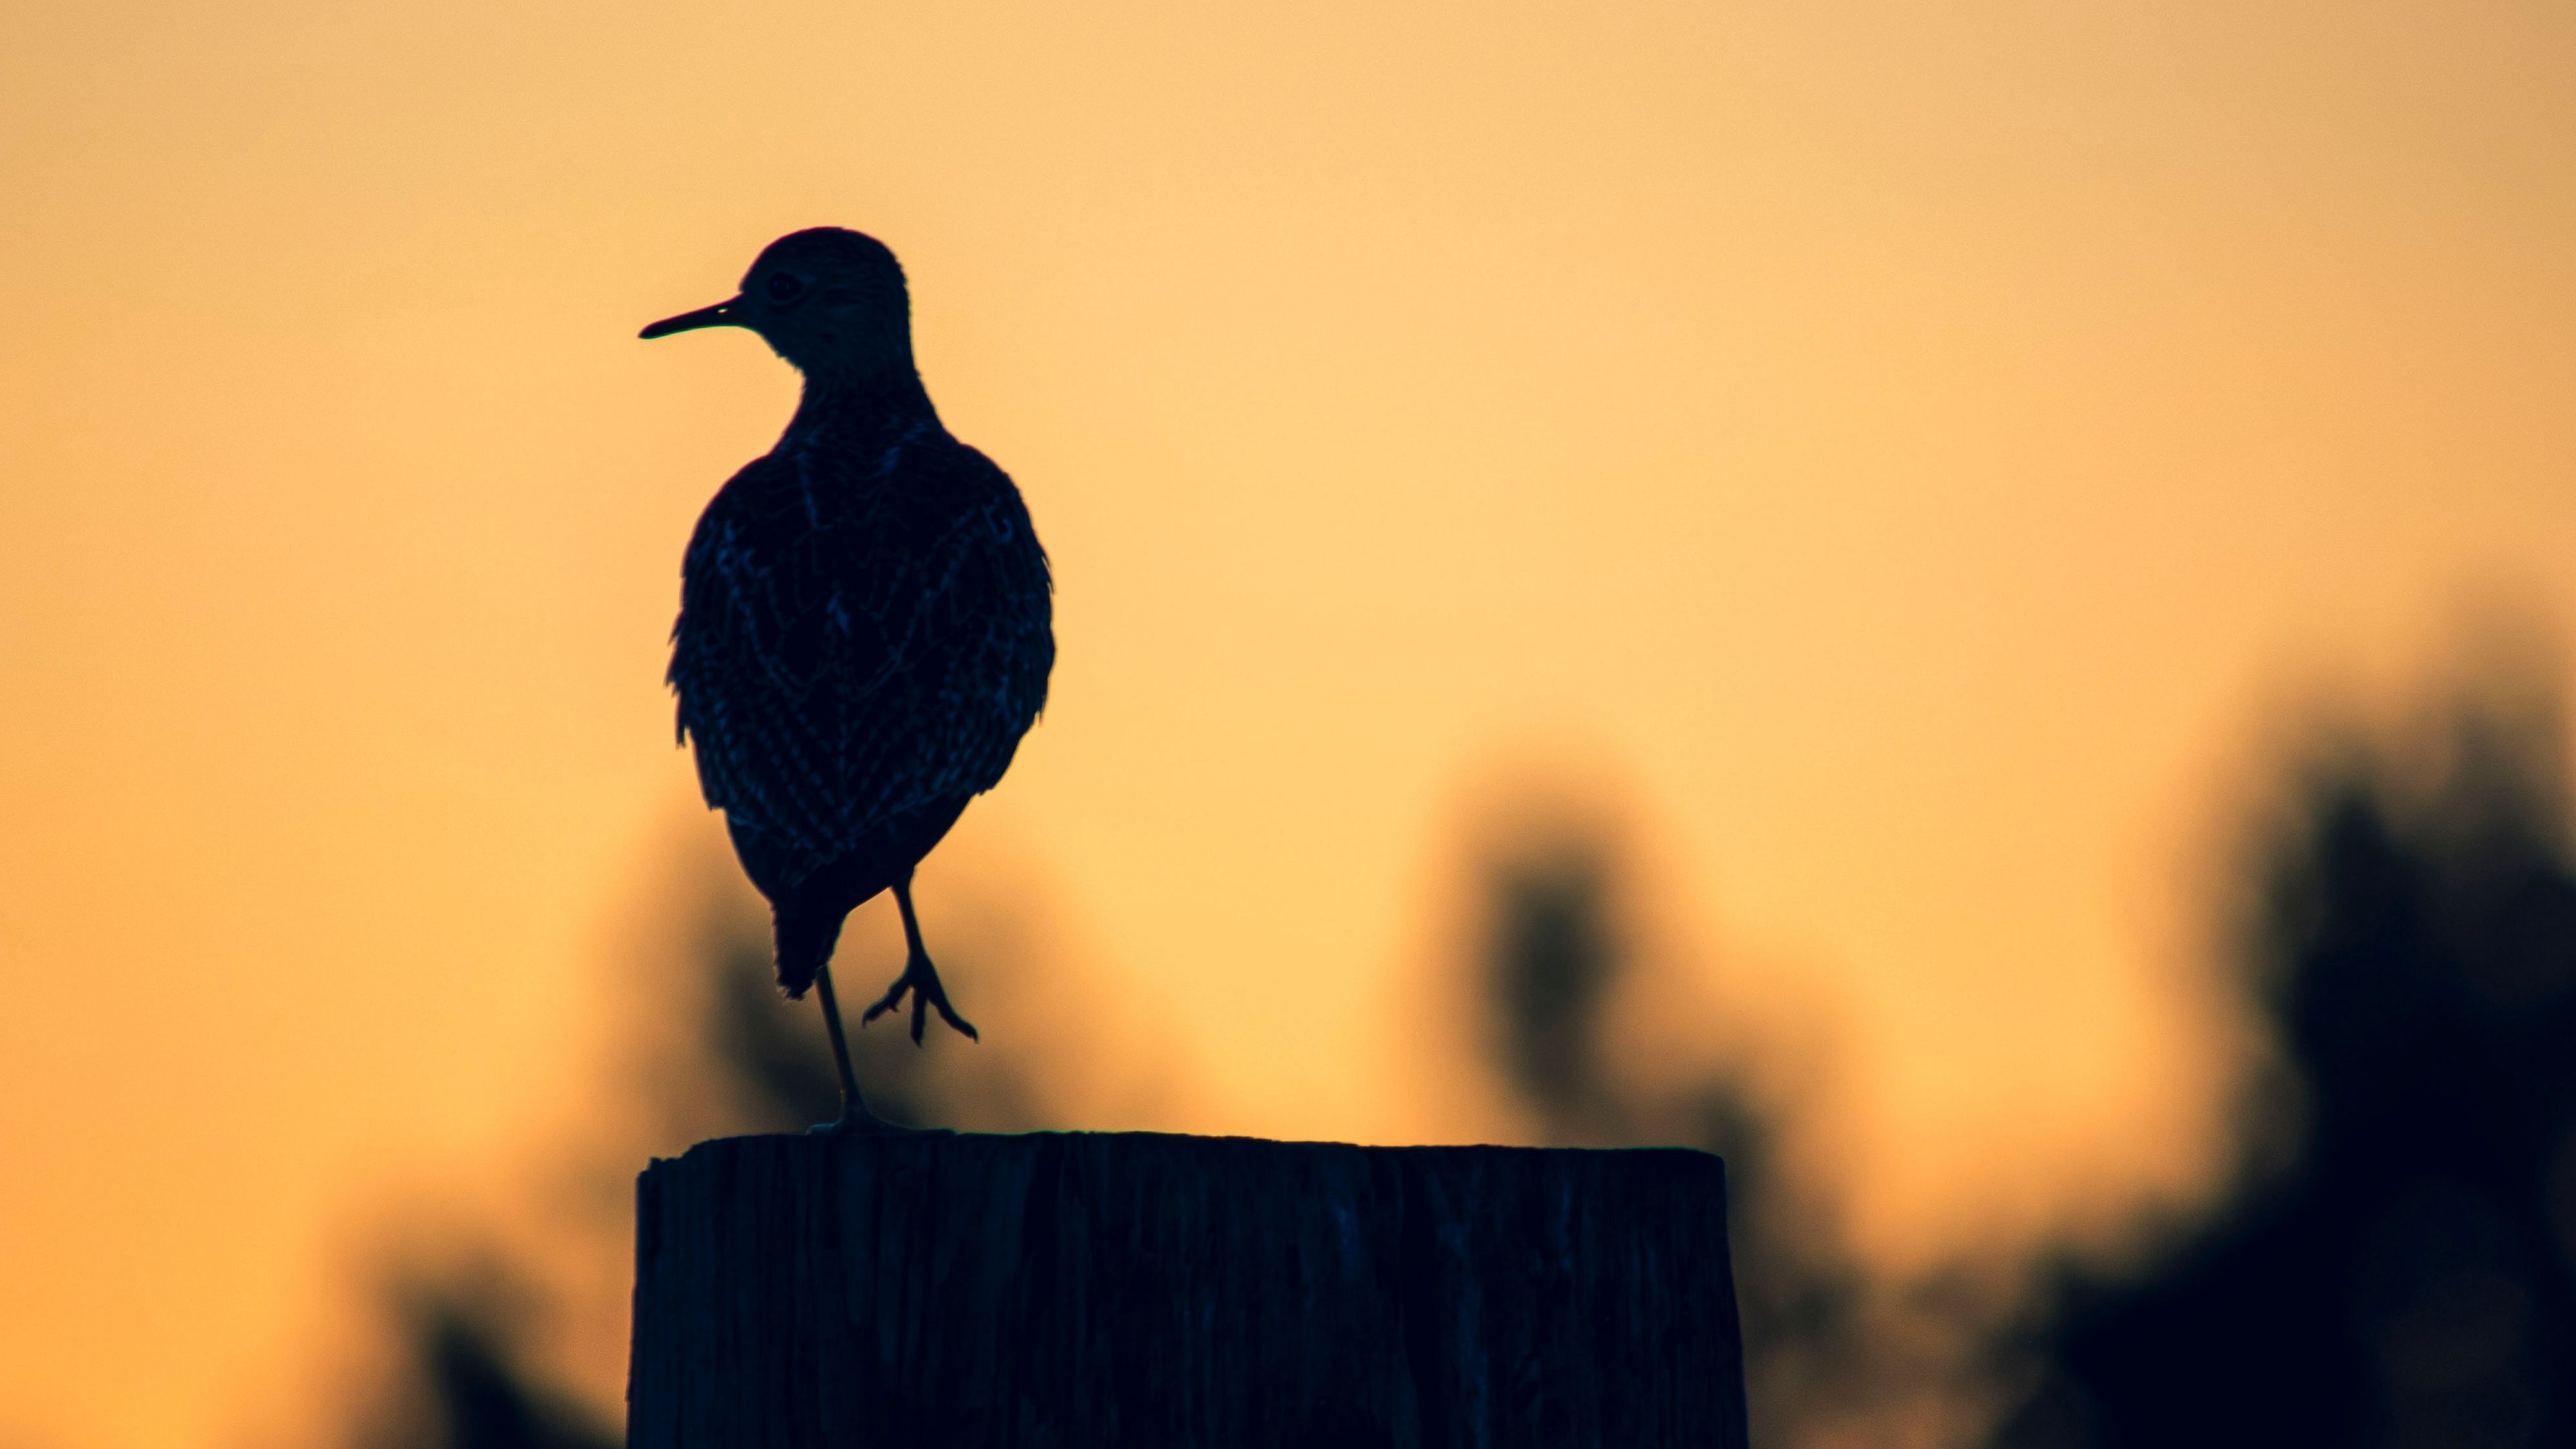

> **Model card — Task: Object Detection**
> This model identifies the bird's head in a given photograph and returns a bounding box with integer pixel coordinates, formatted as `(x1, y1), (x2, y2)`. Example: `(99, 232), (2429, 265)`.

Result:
(641, 227), (914, 382)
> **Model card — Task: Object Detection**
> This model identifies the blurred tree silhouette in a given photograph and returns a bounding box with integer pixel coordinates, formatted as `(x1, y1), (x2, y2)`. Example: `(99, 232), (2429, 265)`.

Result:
(1484, 835), (1630, 1144)
(1995, 664), (2576, 1448)
(1468, 805), (1988, 1448)
(346, 1271), (614, 1449)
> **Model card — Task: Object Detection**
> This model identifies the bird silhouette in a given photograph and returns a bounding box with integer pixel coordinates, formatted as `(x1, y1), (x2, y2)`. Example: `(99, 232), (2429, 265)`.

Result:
(643, 228), (1054, 1130)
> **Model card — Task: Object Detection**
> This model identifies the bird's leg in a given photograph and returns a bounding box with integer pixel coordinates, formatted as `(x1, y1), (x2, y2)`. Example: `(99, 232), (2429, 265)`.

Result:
(810, 962), (902, 1133)
(861, 876), (980, 1044)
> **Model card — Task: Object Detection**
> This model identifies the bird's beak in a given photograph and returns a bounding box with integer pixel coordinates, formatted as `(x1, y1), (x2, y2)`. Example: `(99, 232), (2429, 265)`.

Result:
(639, 297), (743, 340)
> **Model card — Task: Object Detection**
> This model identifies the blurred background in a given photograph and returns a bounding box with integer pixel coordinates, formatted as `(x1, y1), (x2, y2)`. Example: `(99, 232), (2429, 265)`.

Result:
(5, 3), (2575, 1446)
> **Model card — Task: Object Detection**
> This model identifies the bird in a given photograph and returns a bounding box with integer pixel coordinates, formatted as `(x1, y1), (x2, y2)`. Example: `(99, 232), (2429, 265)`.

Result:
(641, 227), (1054, 1131)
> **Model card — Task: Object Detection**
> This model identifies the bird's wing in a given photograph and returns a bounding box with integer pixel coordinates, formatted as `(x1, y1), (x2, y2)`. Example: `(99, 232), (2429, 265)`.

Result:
(669, 447), (900, 869)
(668, 437), (1051, 886)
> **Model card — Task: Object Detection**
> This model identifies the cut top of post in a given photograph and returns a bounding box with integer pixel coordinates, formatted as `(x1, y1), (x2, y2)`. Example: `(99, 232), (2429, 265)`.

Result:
(631, 1131), (1748, 1449)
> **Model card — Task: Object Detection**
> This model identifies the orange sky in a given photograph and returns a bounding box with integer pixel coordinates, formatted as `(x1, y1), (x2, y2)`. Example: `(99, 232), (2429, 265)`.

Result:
(7, 3), (2576, 1446)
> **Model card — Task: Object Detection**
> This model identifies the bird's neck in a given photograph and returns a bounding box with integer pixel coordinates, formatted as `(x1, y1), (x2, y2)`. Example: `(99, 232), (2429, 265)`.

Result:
(784, 366), (937, 448)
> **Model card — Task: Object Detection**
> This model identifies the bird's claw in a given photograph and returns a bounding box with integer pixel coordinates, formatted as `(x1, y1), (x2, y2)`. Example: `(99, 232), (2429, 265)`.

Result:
(861, 956), (979, 1044)
(812, 1107), (911, 1136)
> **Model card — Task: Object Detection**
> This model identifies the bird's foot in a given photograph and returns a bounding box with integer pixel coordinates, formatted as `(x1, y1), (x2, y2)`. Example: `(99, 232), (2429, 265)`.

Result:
(860, 953), (979, 1044)
(810, 1106), (928, 1136)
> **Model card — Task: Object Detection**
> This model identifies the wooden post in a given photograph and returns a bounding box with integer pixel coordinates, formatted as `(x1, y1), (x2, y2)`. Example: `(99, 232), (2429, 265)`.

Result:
(628, 1132), (1747, 1448)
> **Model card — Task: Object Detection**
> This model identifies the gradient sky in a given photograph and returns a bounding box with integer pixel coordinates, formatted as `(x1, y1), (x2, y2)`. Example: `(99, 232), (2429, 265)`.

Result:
(7, 3), (2576, 1446)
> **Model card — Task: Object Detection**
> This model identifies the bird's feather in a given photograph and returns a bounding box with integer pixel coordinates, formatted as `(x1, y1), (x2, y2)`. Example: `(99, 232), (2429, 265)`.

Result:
(669, 418), (1053, 902)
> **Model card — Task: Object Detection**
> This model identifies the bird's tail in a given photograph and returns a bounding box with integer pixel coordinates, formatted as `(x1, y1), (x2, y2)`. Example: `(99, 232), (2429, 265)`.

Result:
(771, 904), (847, 1000)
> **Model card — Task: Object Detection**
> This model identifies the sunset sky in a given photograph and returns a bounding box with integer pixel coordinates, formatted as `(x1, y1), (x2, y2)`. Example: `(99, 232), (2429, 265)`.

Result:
(7, 3), (2576, 1446)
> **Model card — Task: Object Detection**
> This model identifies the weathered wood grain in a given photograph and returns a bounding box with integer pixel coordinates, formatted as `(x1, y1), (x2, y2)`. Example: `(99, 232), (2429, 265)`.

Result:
(629, 1132), (1746, 1448)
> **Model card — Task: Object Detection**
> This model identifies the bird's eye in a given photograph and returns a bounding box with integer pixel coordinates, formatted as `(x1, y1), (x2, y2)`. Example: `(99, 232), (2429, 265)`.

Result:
(765, 274), (806, 303)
